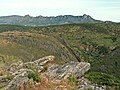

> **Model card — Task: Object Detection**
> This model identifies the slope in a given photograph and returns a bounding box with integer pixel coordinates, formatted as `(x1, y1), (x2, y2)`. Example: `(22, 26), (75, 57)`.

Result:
(0, 23), (120, 88)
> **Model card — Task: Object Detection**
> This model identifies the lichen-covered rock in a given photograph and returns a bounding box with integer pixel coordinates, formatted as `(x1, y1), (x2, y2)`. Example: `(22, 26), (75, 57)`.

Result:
(34, 55), (54, 66)
(23, 55), (54, 72)
(4, 69), (33, 90)
(4, 55), (54, 90)
(7, 55), (54, 74)
(4, 56), (91, 90)
(8, 61), (23, 72)
(23, 62), (38, 70)
(45, 61), (90, 80)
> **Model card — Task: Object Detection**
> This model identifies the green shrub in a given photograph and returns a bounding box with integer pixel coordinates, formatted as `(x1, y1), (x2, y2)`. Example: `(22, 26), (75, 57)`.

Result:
(68, 74), (78, 85)
(5, 75), (14, 80)
(85, 72), (120, 88)
(97, 46), (109, 55)
(111, 37), (117, 42)
(28, 71), (40, 83)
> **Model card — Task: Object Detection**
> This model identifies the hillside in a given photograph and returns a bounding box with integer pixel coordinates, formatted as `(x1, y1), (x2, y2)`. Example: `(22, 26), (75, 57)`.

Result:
(0, 23), (120, 89)
(0, 14), (100, 26)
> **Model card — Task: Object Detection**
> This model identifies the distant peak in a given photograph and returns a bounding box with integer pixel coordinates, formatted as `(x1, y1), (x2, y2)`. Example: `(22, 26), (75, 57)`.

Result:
(24, 14), (31, 17)
(83, 14), (91, 18)
(83, 14), (88, 16)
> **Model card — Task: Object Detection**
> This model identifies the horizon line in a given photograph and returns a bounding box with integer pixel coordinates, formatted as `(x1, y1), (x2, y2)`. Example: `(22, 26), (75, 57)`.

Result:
(0, 14), (119, 23)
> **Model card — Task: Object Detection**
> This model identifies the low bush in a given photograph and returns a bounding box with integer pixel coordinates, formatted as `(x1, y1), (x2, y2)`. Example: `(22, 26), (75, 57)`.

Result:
(28, 71), (40, 83)
(85, 72), (120, 89)
(68, 74), (78, 85)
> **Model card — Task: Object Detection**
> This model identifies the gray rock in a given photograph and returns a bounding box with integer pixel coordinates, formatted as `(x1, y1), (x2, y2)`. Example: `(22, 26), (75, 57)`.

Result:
(33, 55), (54, 66)
(45, 61), (90, 79)
(4, 56), (91, 90)
(4, 55), (54, 90)
(8, 61), (23, 72)
(23, 62), (38, 70)
(77, 84), (106, 90)
(4, 69), (33, 90)
(23, 55), (54, 72)
(7, 55), (54, 73)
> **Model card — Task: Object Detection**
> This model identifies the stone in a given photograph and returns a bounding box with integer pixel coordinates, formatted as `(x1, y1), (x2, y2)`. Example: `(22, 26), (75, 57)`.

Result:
(7, 55), (54, 74)
(8, 61), (23, 73)
(4, 56), (92, 90)
(4, 69), (33, 90)
(23, 62), (38, 70)
(23, 55), (54, 71)
(4, 55), (55, 90)
(45, 61), (90, 80)
(34, 55), (54, 66)
(77, 84), (106, 90)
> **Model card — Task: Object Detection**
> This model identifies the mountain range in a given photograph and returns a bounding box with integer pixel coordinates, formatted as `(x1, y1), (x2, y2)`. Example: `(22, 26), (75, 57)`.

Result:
(0, 14), (101, 26)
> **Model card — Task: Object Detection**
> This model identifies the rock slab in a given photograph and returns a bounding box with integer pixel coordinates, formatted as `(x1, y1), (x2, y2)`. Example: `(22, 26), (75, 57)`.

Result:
(45, 61), (90, 79)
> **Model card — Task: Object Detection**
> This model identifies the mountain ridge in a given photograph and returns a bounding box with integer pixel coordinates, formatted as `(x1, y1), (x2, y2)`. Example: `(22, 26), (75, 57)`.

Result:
(0, 14), (102, 26)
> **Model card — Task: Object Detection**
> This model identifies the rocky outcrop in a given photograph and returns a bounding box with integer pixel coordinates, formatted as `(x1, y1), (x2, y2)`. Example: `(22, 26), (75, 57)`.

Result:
(4, 69), (33, 90)
(3, 55), (91, 90)
(45, 61), (90, 79)
(7, 55), (54, 73)
(23, 55), (54, 71)
(4, 55), (54, 90)
(8, 61), (23, 72)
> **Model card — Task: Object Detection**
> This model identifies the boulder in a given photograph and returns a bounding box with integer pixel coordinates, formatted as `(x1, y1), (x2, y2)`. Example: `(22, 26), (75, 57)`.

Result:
(45, 61), (90, 79)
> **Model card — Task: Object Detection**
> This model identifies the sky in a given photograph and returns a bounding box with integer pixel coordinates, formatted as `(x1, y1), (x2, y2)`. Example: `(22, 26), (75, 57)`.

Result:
(0, 0), (120, 22)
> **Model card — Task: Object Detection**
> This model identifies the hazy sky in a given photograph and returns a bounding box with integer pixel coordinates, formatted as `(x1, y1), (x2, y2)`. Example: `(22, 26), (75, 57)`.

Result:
(0, 0), (120, 22)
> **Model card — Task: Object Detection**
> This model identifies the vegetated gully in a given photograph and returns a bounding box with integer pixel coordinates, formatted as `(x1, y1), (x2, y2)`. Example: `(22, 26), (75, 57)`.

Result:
(57, 36), (81, 62)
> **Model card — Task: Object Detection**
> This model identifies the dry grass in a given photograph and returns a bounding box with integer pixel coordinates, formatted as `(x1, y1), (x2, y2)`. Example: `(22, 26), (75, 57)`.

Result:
(35, 74), (76, 90)
(20, 73), (76, 90)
